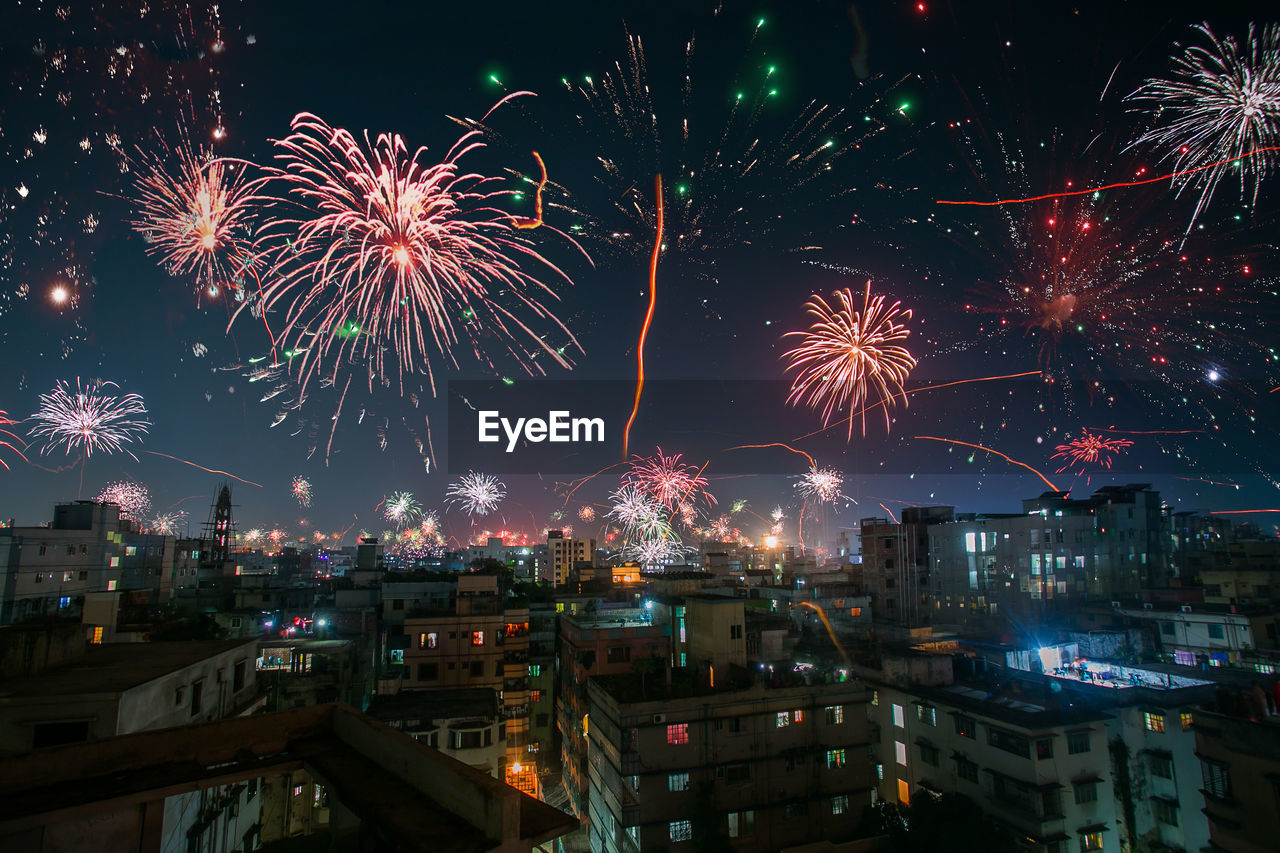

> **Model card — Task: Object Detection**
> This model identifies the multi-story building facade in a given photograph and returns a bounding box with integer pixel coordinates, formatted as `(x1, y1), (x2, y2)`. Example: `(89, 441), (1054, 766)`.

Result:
(586, 674), (873, 852)
(546, 530), (595, 587)
(859, 507), (953, 629)
(926, 485), (1170, 629)
(1192, 704), (1280, 853)
(866, 667), (1121, 853)
(557, 608), (670, 819)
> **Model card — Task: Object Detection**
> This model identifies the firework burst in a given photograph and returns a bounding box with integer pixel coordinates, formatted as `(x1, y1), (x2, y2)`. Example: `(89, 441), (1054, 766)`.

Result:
(28, 379), (151, 460)
(383, 491), (422, 526)
(241, 107), (581, 400)
(291, 475), (314, 508)
(96, 480), (152, 524)
(130, 139), (262, 294)
(149, 511), (187, 536)
(577, 505), (596, 522)
(0, 410), (28, 470)
(782, 282), (916, 438)
(1127, 22), (1280, 231)
(795, 466), (847, 506)
(621, 448), (715, 510)
(446, 472), (506, 517)
(242, 528), (264, 546)
(1051, 430), (1135, 475)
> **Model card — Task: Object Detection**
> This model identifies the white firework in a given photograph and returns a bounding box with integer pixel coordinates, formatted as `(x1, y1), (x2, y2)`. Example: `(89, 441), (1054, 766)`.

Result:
(795, 466), (846, 505)
(1128, 22), (1280, 230)
(446, 472), (506, 517)
(148, 511), (186, 536)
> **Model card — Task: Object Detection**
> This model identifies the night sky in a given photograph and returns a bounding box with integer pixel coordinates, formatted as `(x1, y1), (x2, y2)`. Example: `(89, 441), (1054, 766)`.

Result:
(1, 1), (1276, 547)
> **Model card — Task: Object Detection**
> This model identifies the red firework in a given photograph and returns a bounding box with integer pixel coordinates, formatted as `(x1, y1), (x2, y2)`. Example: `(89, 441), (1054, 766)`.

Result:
(622, 448), (715, 510)
(1051, 431), (1134, 475)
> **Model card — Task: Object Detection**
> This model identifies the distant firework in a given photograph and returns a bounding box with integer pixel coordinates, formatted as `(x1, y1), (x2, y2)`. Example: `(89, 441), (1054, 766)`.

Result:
(97, 480), (152, 523)
(446, 472), (506, 517)
(782, 282), (916, 438)
(730, 499), (749, 514)
(578, 505), (596, 522)
(622, 448), (714, 510)
(1128, 23), (1280, 230)
(383, 491), (422, 526)
(623, 536), (692, 566)
(242, 528), (264, 546)
(1051, 430), (1135, 475)
(0, 410), (28, 470)
(420, 511), (441, 539)
(795, 466), (847, 505)
(149, 511), (186, 536)
(241, 107), (580, 400)
(28, 379), (151, 459)
(129, 140), (262, 294)
(291, 476), (313, 508)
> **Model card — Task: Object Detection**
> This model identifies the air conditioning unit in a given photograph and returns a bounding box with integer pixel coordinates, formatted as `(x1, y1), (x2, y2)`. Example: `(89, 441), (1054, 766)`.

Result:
(1142, 603), (1153, 610)
(1110, 601), (1121, 608)
(1181, 605), (1193, 613)
(652, 714), (666, 724)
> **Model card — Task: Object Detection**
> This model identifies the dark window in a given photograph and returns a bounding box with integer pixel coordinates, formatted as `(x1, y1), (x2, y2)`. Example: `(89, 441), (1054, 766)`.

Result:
(470, 661), (484, 677)
(1067, 730), (1091, 754)
(1208, 623), (1225, 640)
(1161, 621), (1175, 636)
(536, 713), (549, 727)
(954, 714), (976, 739)
(190, 680), (204, 717)
(724, 763), (751, 784)
(1073, 781), (1097, 804)
(31, 720), (90, 748)
(729, 624), (743, 640)
(606, 646), (631, 664)
(1036, 738), (1053, 760)
(233, 660), (247, 692)
(987, 727), (1030, 758)
(174, 686), (185, 706)
(785, 802), (808, 819)
(392, 599), (404, 610)
(920, 743), (939, 766)
(1201, 759), (1231, 800)
(1151, 754), (1174, 779)
(1154, 799), (1179, 826)
(78, 570), (87, 580)
(418, 663), (438, 681)
(956, 756), (978, 783)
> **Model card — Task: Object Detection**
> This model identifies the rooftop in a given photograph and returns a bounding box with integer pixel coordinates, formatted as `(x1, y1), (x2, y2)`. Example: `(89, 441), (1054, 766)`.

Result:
(0, 639), (258, 699)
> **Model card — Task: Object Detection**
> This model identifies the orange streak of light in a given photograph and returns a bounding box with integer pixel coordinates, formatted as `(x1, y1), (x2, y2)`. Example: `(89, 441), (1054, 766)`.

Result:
(1085, 426), (1204, 435)
(791, 371), (1041, 442)
(913, 435), (1059, 491)
(936, 146), (1280, 206)
(798, 602), (851, 665)
(725, 442), (816, 469)
(1210, 509), (1280, 515)
(144, 451), (264, 488)
(512, 151), (547, 229)
(623, 174), (662, 460)
(879, 503), (899, 524)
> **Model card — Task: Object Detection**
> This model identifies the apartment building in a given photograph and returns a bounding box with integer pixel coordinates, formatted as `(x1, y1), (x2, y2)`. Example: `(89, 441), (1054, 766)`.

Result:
(546, 530), (595, 587)
(859, 506), (953, 628)
(866, 663), (1121, 853)
(586, 673), (873, 852)
(1192, 704), (1280, 853)
(557, 607), (670, 819)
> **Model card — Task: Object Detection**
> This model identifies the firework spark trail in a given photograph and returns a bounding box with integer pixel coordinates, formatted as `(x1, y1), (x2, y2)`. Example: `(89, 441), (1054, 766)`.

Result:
(0, 410), (28, 470)
(798, 602), (851, 665)
(623, 174), (663, 460)
(238, 99), (582, 403)
(914, 435), (1059, 491)
(143, 450), (264, 487)
(28, 379), (151, 461)
(1083, 427), (1205, 435)
(935, 145), (1280, 207)
(1177, 477), (1241, 488)
(1126, 23), (1280, 231)
(325, 374), (351, 467)
(782, 281), (916, 439)
(725, 442), (816, 469)
(511, 151), (547, 229)
(879, 503), (899, 524)
(623, 447), (713, 510)
(1210, 509), (1280, 515)
(790, 371), (1041, 443)
(1051, 430), (1134, 475)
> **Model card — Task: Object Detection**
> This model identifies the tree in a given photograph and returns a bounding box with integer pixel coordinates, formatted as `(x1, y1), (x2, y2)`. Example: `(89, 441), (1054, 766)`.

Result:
(854, 793), (1019, 853)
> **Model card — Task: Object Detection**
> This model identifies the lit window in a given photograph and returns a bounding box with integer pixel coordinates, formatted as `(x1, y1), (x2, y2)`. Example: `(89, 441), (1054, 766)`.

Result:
(667, 723), (689, 745)
(1079, 831), (1103, 852)
(892, 704), (905, 728)
(109, 557), (120, 568)
(91, 626), (103, 644)
(668, 772), (689, 792)
(831, 794), (849, 815)
(728, 810), (754, 838)
(125, 545), (137, 556)
(794, 709), (804, 723)
(897, 779), (910, 805)
(850, 606), (862, 617)
(530, 690), (542, 703)
(776, 711), (792, 728)
(107, 579), (118, 591)
(1143, 712), (1165, 733)
(825, 705), (844, 725)
(669, 820), (692, 842)
(471, 631), (484, 646)
(1180, 712), (1193, 731)
(895, 741), (907, 766)
(871, 690), (879, 706)
(916, 704), (936, 726)
(827, 748), (847, 769)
